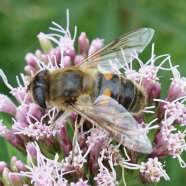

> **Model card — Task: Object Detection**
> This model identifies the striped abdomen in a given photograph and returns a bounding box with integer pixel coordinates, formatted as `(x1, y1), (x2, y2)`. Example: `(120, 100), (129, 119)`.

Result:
(92, 72), (146, 113)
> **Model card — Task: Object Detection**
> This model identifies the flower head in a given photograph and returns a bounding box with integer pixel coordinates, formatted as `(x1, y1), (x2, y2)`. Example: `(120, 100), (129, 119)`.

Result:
(0, 10), (185, 186)
(71, 179), (90, 186)
(166, 67), (186, 101)
(17, 142), (70, 186)
(140, 157), (169, 183)
(94, 155), (119, 186)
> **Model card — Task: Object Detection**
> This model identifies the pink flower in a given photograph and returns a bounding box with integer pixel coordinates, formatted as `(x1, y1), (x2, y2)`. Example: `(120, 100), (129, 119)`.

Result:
(0, 9), (185, 186)
(0, 94), (17, 115)
(166, 67), (186, 101)
(78, 32), (89, 56)
(140, 157), (169, 184)
(94, 156), (118, 186)
(17, 142), (70, 186)
(0, 162), (9, 175)
(155, 97), (186, 126)
(88, 38), (104, 56)
(71, 178), (90, 186)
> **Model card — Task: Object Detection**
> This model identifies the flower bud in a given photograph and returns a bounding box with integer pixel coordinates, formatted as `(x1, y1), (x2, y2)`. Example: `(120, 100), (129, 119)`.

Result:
(63, 56), (72, 67)
(11, 156), (18, 171)
(2, 167), (11, 186)
(78, 32), (89, 56)
(28, 103), (43, 121)
(141, 78), (154, 99)
(38, 32), (53, 54)
(57, 123), (72, 157)
(35, 49), (43, 59)
(149, 82), (161, 100)
(25, 53), (38, 68)
(0, 162), (9, 175)
(41, 54), (48, 62)
(166, 80), (186, 102)
(14, 161), (26, 172)
(74, 55), (84, 65)
(88, 38), (104, 56)
(0, 126), (25, 152)
(0, 94), (17, 115)
(24, 65), (36, 75)
(26, 143), (37, 163)
(54, 47), (62, 63)
(15, 105), (29, 123)
(8, 173), (23, 186)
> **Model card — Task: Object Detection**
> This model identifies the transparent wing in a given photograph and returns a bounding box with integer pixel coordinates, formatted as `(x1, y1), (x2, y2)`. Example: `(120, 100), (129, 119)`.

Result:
(77, 28), (154, 73)
(73, 95), (152, 154)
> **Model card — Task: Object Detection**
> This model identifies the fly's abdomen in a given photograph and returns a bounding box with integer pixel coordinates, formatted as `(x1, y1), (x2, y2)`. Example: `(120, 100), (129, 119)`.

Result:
(92, 72), (145, 113)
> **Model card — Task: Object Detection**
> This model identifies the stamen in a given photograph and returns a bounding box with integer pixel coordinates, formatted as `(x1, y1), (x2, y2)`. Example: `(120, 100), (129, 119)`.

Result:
(177, 155), (186, 168)
(0, 69), (14, 90)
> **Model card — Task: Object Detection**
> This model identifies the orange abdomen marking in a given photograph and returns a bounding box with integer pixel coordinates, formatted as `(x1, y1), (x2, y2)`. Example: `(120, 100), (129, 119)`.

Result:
(103, 74), (113, 81)
(103, 88), (112, 97)
(93, 72), (137, 112)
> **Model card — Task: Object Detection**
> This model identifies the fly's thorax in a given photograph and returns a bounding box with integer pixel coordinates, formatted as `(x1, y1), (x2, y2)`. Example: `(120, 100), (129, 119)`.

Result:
(80, 67), (96, 94)
(48, 67), (94, 107)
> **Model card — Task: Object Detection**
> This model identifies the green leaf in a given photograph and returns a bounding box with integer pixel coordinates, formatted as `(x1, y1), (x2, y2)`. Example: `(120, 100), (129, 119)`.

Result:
(38, 141), (56, 160)
(66, 117), (74, 142)
(0, 137), (26, 164)
(0, 113), (26, 164)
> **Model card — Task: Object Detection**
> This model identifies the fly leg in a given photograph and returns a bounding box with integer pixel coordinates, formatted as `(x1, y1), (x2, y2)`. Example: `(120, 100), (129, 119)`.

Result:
(53, 110), (64, 122)
(71, 115), (85, 163)
(50, 110), (70, 130)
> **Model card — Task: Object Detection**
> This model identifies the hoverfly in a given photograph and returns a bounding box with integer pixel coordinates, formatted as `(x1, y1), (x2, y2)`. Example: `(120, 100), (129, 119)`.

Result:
(28, 28), (154, 153)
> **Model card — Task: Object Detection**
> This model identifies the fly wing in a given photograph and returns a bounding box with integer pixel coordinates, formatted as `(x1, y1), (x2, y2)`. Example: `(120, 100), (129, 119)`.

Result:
(73, 95), (152, 154)
(77, 28), (154, 73)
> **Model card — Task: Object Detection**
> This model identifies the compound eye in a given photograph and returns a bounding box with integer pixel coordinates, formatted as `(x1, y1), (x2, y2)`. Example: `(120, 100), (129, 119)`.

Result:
(34, 87), (46, 108)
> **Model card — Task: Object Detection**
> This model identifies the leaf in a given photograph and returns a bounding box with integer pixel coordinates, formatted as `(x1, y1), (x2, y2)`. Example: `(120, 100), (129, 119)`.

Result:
(0, 137), (26, 164)
(0, 113), (26, 164)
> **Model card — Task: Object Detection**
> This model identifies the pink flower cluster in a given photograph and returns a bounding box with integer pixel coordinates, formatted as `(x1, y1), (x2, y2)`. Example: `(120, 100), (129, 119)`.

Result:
(0, 10), (185, 185)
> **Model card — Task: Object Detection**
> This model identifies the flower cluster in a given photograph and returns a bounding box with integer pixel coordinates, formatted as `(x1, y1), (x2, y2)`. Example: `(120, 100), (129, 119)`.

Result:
(0, 10), (185, 185)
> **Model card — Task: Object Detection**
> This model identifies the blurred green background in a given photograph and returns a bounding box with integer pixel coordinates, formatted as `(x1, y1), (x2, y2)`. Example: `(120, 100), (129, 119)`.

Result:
(0, 0), (186, 185)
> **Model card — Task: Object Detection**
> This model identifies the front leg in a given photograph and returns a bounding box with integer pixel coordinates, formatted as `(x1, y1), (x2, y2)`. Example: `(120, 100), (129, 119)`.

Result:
(50, 109), (70, 129)
(53, 110), (64, 122)
(71, 116), (85, 163)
